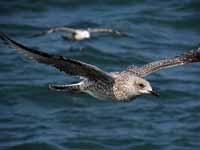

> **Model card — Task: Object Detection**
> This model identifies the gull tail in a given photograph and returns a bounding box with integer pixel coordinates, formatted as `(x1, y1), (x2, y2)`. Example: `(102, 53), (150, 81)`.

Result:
(49, 83), (82, 93)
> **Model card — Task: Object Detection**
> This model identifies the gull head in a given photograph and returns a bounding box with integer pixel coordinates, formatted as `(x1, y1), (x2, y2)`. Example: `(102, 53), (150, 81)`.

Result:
(134, 77), (159, 97)
(125, 76), (159, 98)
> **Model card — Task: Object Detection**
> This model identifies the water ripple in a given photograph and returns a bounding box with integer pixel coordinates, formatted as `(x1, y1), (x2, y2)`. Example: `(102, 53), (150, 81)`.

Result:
(1, 0), (200, 150)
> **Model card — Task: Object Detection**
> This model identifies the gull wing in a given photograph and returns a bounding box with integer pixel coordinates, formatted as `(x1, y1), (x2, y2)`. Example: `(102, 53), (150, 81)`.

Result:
(0, 32), (114, 82)
(127, 48), (200, 77)
(88, 28), (114, 33)
(88, 28), (128, 36)
(32, 27), (77, 37)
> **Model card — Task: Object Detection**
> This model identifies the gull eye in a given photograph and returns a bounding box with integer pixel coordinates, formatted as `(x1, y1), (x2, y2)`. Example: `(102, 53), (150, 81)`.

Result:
(138, 83), (145, 88)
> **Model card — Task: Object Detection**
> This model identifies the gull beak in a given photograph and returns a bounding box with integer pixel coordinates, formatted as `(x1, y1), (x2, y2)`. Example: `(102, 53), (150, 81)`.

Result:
(149, 90), (159, 97)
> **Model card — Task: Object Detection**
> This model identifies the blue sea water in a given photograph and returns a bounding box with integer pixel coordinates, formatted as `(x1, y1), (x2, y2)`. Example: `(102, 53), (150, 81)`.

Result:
(0, 0), (200, 150)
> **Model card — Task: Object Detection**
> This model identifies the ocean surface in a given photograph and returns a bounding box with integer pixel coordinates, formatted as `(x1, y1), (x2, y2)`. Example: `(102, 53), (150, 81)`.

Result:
(0, 0), (200, 150)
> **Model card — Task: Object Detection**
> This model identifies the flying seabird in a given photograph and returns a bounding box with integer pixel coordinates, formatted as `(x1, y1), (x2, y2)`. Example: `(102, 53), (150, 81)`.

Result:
(1, 32), (200, 102)
(32, 27), (128, 41)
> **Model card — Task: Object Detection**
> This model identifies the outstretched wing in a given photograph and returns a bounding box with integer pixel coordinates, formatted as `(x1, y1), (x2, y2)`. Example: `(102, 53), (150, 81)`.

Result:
(127, 48), (200, 77)
(0, 32), (114, 82)
(88, 28), (128, 36)
(88, 28), (113, 33)
(32, 27), (77, 37)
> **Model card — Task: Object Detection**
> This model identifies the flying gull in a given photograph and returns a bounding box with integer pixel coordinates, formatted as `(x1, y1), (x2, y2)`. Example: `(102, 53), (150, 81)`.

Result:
(32, 27), (128, 41)
(1, 32), (200, 102)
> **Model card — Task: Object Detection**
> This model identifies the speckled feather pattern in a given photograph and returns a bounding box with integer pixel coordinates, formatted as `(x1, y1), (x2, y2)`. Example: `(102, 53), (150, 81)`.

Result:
(0, 32), (200, 101)
(127, 48), (200, 77)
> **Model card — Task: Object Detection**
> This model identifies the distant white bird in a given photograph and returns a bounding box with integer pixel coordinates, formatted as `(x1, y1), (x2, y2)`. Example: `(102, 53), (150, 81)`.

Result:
(33, 27), (128, 40)
(1, 32), (200, 102)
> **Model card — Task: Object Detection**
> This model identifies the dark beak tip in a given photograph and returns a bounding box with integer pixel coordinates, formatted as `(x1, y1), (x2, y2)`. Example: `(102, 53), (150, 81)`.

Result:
(150, 90), (160, 97)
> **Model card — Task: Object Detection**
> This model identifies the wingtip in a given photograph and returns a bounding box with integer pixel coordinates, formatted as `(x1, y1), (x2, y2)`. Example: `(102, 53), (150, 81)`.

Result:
(183, 47), (200, 62)
(0, 31), (12, 45)
(0, 31), (10, 37)
(31, 29), (52, 38)
(190, 47), (200, 55)
(112, 30), (128, 36)
(0, 31), (7, 40)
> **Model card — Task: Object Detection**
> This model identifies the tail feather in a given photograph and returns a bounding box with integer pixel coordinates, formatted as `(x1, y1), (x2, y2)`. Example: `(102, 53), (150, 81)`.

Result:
(49, 83), (81, 93)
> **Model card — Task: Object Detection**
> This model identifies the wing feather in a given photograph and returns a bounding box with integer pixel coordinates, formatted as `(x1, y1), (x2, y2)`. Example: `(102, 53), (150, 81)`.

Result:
(32, 27), (77, 37)
(0, 32), (114, 82)
(88, 28), (128, 36)
(127, 48), (200, 77)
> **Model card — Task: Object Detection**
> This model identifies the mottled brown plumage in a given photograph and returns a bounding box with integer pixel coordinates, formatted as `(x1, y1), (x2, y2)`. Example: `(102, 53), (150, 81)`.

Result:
(127, 48), (200, 77)
(0, 32), (199, 101)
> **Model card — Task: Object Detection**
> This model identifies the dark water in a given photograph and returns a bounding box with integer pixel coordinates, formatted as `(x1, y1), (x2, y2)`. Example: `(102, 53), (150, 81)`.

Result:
(0, 0), (200, 150)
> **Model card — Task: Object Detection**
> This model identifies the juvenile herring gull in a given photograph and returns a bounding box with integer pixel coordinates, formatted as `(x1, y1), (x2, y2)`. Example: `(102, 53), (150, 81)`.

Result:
(32, 27), (128, 40)
(1, 32), (200, 101)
